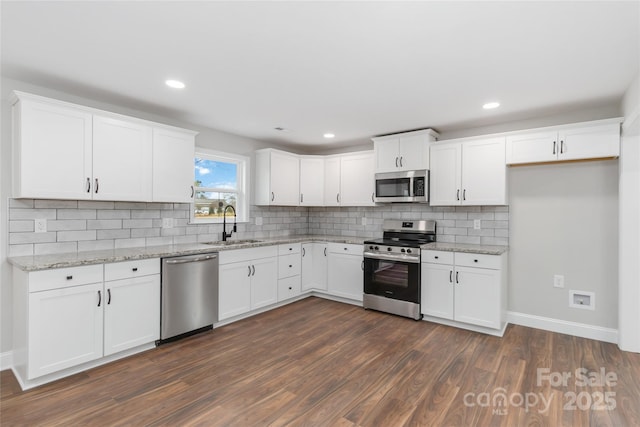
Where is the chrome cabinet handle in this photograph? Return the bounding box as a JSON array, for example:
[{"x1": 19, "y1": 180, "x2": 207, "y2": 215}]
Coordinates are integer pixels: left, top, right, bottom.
[
  {"x1": 553, "y1": 141, "x2": 557, "y2": 155},
  {"x1": 449, "y1": 271, "x2": 453, "y2": 283},
  {"x1": 97, "y1": 290, "x2": 102, "y2": 307},
  {"x1": 399, "y1": 157, "x2": 403, "y2": 167},
  {"x1": 302, "y1": 247, "x2": 306, "y2": 257},
  {"x1": 166, "y1": 255, "x2": 217, "y2": 264},
  {"x1": 395, "y1": 157, "x2": 399, "y2": 167},
  {"x1": 248, "y1": 265, "x2": 252, "y2": 277},
  {"x1": 86, "y1": 177, "x2": 91, "y2": 193},
  {"x1": 95, "y1": 178, "x2": 99, "y2": 194},
  {"x1": 456, "y1": 271, "x2": 459, "y2": 284},
  {"x1": 271, "y1": 192, "x2": 275, "y2": 202},
  {"x1": 251, "y1": 265, "x2": 256, "y2": 276},
  {"x1": 337, "y1": 193, "x2": 340, "y2": 203},
  {"x1": 456, "y1": 189, "x2": 460, "y2": 201},
  {"x1": 190, "y1": 185, "x2": 195, "y2": 198},
  {"x1": 107, "y1": 289, "x2": 111, "y2": 305},
  {"x1": 560, "y1": 140, "x2": 564, "y2": 154},
  {"x1": 463, "y1": 189, "x2": 466, "y2": 201},
  {"x1": 324, "y1": 247, "x2": 327, "y2": 256}
]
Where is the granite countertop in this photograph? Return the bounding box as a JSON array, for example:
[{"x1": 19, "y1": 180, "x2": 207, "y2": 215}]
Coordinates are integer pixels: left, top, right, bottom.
[
  {"x1": 420, "y1": 242, "x2": 508, "y2": 255},
  {"x1": 8, "y1": 235, "x2": 367, "y2": 272}
]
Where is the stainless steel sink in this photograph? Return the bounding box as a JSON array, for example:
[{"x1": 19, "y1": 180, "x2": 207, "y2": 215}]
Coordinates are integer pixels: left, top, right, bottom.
[{"x1": 203, "y1": 239, "x2": 263, "y2": 246}]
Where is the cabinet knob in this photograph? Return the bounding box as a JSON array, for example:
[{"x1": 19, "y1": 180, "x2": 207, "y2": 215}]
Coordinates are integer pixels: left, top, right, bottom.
[
  {"x1": 66, "y1": 275, "x2": 73, "y2": 280},
  {"x1": 289, "y1": 265, "x2": 292, "y2": 268},
  {"x1": 434, "y1": 256, "x2": 439, "y2": 259},
  {"x1": 288, "y1": 287, "x2": 292, "y2": 290},
  {"x1": 474, "y1": 259, "x2": 478, "y2": 263},
  {"x1": 132, "y1": 267, "x2": 138, "y2": 272}
]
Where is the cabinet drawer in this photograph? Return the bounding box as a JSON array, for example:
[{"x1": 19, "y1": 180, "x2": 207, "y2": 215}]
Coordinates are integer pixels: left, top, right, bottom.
[
  {"x1": 455, "y1": 252, "x2": 501, "y2": 269},
  {"x1": 29, "y1": 264, "x2": 104, "y2": 293},
  {"x1": 327, "y1": 243, "x2": 362, "y2": 256},
  {"x1": 104, "y1": 258, "x2": 160, "y2": 281},
  {"x1": 278, "y1": 243, "x2": 301, "y2": 255},
  {"x1": 421, "y1": 250, "x2": 454, "y2": 265},
  {"x1": 278, "y1": 276, "x2": 301, "y2": 301},
  {"x1": 278, "y1": 254, "x2": 301, "y2": 279},
  {"x1": 219, "y1": 246, "x2": 278, "y2": 264}
]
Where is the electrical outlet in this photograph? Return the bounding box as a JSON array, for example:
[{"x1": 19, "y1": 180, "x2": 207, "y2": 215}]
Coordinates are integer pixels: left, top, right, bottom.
[
  {"x1": 35, "y1": 219, "x2": 47, "y2": 233},
  {"x1": 569, "y1": 290, "x2": 595, "y2": 310},
  {"x1": 473, "y1": 219, "x2": 481, "y2": 230},
  {"x1": 255, "y1": 217, "x2": 263, "y2": 226},
  {"x1": 361, "y1": 217, "x2": 367, "y2": 226},
  {"x1": 162, "y1": 218, "x2": 173, "y2": 229},
  {"x1": 553, "y1": 274, "x2": 564, "y2": 288}
]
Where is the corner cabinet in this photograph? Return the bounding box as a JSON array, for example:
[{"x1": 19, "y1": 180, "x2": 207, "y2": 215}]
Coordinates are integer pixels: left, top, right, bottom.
[
  {"x1": 301, "y1": 243, "x2": 328, "y2": 291},
  {"x1": 506, "y1": 119, "x2": 621, "y2": 165},
  {"x1": 12, "y1": 259, "x2": 160, "y2": 388},
  {"x1": 11, "y1": 91, "x2": 197, "y2": 203},
  {"x1": 421, "y1": 250, "x2": 507, "y2": 335},
  {"x1": 372, "y1": 129, "x2": 439, "y2": 173},
  {"x1": 254, "y1": 149, "x2": 300, "y2": 206},
  {"x1": 429, "y1": 137, "x2": 507, "y2": 206}
]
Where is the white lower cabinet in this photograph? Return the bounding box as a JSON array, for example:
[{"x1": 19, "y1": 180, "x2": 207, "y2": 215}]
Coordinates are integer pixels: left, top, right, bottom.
[
  {"x1": 13, "y1": 259, "x2": 160, "y2": 386},
  {"x1": 277, "y1": 243, "x2": 302, "y2": 302},
  {"x1": 218, "y1": 246, "x2": 278, "y2": 320},
  {"x1": 327, "y1": 243, "x2": 364, "y2": 302},
  {"x1": 421, "y1": 250, "x2": 507, "y2": 333},
  {"x1": 301, "y1": 243, "x2": 328, "y2": 291}
]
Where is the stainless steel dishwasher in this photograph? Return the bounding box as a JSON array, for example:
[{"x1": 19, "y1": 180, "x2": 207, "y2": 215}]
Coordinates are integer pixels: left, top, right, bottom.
[{"x1": 159, "y1": 252, "x2": 218, "y2": 343}]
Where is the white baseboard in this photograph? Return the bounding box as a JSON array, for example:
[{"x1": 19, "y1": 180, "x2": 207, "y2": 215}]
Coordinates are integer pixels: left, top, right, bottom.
[
  {"x1": 507, "y1": 311, "x2": 618, "y2": 344},
  {"x1": 1, "y1": 351, "x2": 13, "y2": 371}
]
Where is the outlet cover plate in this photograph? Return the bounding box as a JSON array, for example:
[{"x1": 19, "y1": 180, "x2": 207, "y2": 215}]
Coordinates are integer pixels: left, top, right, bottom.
[
  {"x1": 162, "y1": 218, "x2": 173, "y2": 229},
  {"x1": 473, "y1": 219, "x2": 481, "y2": 230},
  {"x1": 553, "y1": 274, "x2": 564, "y2": 288},
  {"x1": 35, "y1": 219, "x2": 47, "y2": 233},
  {"x1": 569, "y1": 290, "x2": 595, "y2": 310}
]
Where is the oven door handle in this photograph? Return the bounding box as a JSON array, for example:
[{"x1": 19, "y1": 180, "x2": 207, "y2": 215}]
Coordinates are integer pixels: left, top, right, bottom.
[{"x1": 363, "y1": 252, "x2": 421, "y2": 264}]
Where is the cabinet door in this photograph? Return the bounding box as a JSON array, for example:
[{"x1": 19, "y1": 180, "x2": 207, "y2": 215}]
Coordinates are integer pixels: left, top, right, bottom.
[
  {"x1": 324, "y1": 156, "x2": 341, "y2": 206},
  {"x1": 327, "y1": 253, "x2": 364, "y2": 302},
  {"x1": 398, "y1": 133, "x2": 429, "y2": 171},
  {"x1": 429, "y1": 143, "x2": 461, "y2": 206},
  {"x1": 301, "y1": 244, "x2": 314, "y2": 291},
  {"x1": 314, "y1": 244, "x2": 328, "y2": 291},
  {"x1": 299, "y1": 157, "x2": 325, "y2": 206},
  {"x1": 92, "y1": 115, "x2": 153, "y2": 201},
  {"x1": 219, "y1": 262, "x2": 251, "y2": 320},
  {"x1": 558, "y1": 123, "x2": 620, "y2": 161},
  {"x1": 505, "y1": 131, "x2": 557, "y2": 165},
  {"x1": 28, "y1": 282, "x2": 103, "y2": 379},
  {"x1": 454, "y1": 266, "x2": 501, "y2": 329},
  {"x1": 250, "y1": 257, "x2": 278, "y2": 309},
  {"x1": 270, "y1": 151, "x2": 300, "y2": 206},
  {"x1": 152, "y1": 128, "x2": 195, "y2": 203},
  {"x1": 461, "y1": 138, "x2": 507, "y2": 205},
  {"x1": 374, "y1": 137, "x2": 400, "y2": 173},
  {"x1": 278, "y1": 276, "x2": 302, "y2": 301},
  {"x1": 340, "y1": 152, "x2": 375, "y2": 206},
  {"x1": 103, "y1": 275, "x2": 160, "y2": 356},
  {"x1": 421, "y1": 263, "x2": 454, "y2": 320},
  {"x1": 16, "y1": 98, "x2": 93, "y2": 199}
]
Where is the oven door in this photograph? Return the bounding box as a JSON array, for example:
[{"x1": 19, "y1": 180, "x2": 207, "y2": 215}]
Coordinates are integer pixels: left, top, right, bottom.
[{"x1": 364, "y1": 255, "x2": 421, "y2": 303}]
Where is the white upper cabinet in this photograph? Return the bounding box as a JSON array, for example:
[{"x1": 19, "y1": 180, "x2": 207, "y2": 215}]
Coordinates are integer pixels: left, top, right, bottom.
[
  {"x1": 299, "y1": 156, "x2": 325, "y2": 206},
  {"x1": 506, "y1": 119, "x2": 621, "y2": 165},
  {"x1": 323, "y1": 156, "x2": 341, "y2": 206},
  {"x1": 430, "y1": 137, "x2": 506, "y2": 206},
  {"x1": 11, "y1": 91, "x2": 197, "y2": 203},
  {"x1": 372, "y1": 129, "x2": 439, "y2": 173},
  {"x1": 340, "y1": 151, "x2": 375, "y2": 206},
  {"x1": 92, "y1": 115, "x2": 153, "y2": 201},
  {"x1": 12, "y1": 95, "x2": 94, "y2": 200},
  {"x1": 255, "y1": 149, "x2": 300, "y2": 206},
  {"x1": 152, "y1": 128, "x2": 196, "y2": 203}
]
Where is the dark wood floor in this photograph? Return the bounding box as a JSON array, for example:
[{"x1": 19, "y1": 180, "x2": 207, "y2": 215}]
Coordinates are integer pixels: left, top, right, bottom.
[{"x1": 2, "y1": 297, "x2": 639, "y2": 426}]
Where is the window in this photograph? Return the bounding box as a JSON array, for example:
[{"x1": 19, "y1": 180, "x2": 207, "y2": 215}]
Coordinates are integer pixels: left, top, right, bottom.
[{"x1": 193, "y1": 149, "x2": 248, "y2": 223}]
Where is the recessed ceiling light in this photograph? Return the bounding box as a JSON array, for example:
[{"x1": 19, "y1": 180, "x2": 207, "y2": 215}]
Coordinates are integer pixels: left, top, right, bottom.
[
  {"x1": 274, "y1": 127, "x2": 289, "y2": 132},
  {"x1": 483, "y1": 102, "x2": 500, "y2": 110},
  {"x1": 165, "y1": 79, "x2": 185, "y2": 89},
  {"x1": 323, "y1": 133, "x2": 335, "y2": 139}
]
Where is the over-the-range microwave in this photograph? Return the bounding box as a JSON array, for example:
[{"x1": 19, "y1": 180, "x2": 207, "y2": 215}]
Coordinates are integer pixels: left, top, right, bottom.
[{"x1": 374, "y1": 169, "x2": 429, "y2": 203}]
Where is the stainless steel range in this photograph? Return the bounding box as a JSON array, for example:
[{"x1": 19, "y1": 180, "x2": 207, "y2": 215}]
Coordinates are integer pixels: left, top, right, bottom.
[{"x1": 363, "y1": 219, "x2": 436, "y2": 320}]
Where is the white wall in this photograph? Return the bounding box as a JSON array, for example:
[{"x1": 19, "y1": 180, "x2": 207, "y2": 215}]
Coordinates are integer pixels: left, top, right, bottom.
[
  {"x1": 0, "y1": 77, "x2": 284, "y2": 356},
  {"x1": 508, "y1": 160, "x2": 619, "y2": 329},
  {"x1": 618, "y1": 72, "x2": 640, "y2": 352}
]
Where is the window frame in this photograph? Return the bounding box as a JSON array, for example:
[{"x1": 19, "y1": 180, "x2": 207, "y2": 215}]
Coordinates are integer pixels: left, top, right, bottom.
[{"x1": 192, "y1": 148, "x2": 249, "y2": 224}]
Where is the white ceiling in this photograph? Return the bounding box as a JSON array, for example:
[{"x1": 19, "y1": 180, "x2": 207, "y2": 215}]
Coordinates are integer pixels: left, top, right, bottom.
[{"x1": 2, "y1": 1, "x2": 639, "y2": 148}]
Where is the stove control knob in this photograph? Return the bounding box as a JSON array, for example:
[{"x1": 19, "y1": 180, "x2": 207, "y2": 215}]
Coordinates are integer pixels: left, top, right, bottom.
[
  {"x1": 400, "y1": 248, "x2": 406, "y2": 253},
  {"x1": 406, "y1": 249, "x2": 412, "y2": 254},
  {"x1": 374, "y1": 246, "x2": 379, "y2": 251},
  {"x1": 369, "y1": 245, "x2": 374, "y2": 250},
  {"x1": 387, "y1": 247, "x2": 392, "y2": 252}
]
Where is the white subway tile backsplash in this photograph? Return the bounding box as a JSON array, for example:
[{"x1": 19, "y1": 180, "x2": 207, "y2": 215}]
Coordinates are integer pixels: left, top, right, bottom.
[{"x1": 8, "y1": 199, "x2": 509, "y2": 257}]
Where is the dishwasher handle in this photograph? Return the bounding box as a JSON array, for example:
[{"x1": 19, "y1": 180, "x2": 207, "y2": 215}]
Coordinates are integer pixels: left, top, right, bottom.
[{"x1": 165, "y1": 254, "x2": 218, "y2": 265}]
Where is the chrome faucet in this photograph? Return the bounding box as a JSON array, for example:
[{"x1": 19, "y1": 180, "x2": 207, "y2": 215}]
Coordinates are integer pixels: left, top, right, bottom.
[{"x1": 222, "y1": 205, "x2": 237, "y2": 241}]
